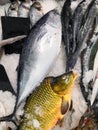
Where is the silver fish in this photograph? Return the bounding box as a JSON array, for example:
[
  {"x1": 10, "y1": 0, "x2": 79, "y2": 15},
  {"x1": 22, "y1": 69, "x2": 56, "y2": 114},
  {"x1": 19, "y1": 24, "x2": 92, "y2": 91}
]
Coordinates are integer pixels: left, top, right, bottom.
[
  {"x1": 61, "y1": 0, "x2": 96, "y2": 72},
  {"x1": 7, "y1": 0, "x2": 20, "y2": 17},
  {"x1": 80, "y1": 12, "x2": 98, "y2": 100},
  {"x1": 18, "y1": 0, "x2": 32, "y2": 18},
  {"x1": 29, "y1": 1, "x2": 44, "y2": 27},
  {"x1": 0, "y1": 9, "x2": 61, "y2": 125},
  {"x1": 17, "y1": 9, "x2": 61, "y2": 105},
  {"x1": 29, "y1": 0, "x2": 60, "y2": 27}
]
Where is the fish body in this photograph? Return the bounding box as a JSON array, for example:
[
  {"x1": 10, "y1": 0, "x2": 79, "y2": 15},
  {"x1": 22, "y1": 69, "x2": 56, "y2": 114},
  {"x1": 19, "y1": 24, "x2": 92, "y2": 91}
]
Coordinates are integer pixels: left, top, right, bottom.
[
  {"x1": 18, "y1": 0, "x2": 32, "y2": 17},
  {"x1": 29, "y1": 1, "x2": 44, "y2": 27},
  {"x1": 61, "y1": 0, "x2": 96, "y2": 71},
  {"x1": 19, "y1": 71, "x2": 77, "y2": 130},
  {"x1": 17, "y1": 9, "x2": 61, "y2": 105},
  {"x1": 29, "y1": 0, "x2": 60, "y2": 27},
  {"x1": 7, "y1": 0, "x2": 20, "y2": 17},
  {"x1": 80, "y1": 15, "x2": 98, "y2": 104}
]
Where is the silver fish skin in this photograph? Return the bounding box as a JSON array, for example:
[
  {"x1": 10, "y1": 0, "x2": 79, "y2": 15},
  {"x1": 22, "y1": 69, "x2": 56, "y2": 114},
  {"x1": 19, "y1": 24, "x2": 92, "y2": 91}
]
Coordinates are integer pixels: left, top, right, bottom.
[
  {"x1": 17, "y1": 9, "x2": 61, "y2": 105},
  {"x1": 18, "y1": 0, "x2": 32, "y2": 18},
  {"x1": 61, "y1": 0, "x2": 96, "y2": 72},
  {"x1": 29, "y1": 1, "x2": 44, "y2": 27},
  {"x1": 29, "y1": 0, "x2": 61, "y2": 27},
  {"x1": 7, "y1": 0, "x2": 20, "y2": 17}
]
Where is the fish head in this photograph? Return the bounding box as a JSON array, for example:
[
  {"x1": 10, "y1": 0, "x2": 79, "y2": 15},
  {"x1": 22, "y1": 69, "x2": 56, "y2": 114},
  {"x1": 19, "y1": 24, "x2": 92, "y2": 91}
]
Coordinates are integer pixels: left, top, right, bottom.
[
  {"x1": 10, "y1": 0, "x2": 19, "y2": 11},
  {"x1": 51, "y1": 71, "x2": 77, "y2": 95},
  {"x1": 32, "y1": 1, "x2": 43, "y2": 11},
  {"x1": 47, "y1": 9, "x2": 61, "y2": 28}
]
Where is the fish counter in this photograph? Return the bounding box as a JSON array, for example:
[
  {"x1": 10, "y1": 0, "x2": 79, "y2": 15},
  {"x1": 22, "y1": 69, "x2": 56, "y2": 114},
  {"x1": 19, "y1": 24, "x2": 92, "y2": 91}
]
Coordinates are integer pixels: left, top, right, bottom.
[{"x1": 0, "y1": 0, "x2": 98, "y2": 130}]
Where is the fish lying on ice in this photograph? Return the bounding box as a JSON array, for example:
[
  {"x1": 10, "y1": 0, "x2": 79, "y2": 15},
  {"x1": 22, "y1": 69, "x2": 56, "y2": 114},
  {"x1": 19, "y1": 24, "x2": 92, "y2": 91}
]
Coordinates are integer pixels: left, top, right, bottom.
[
  {"x1": 18, "y1": 0, "x2": 32, "y2": 18},
  {"x1": 61, "y1": 0, "x2": 96, "y2": 72},
  {"x1": 7, "y1": 0, "x2": 20, "y2": 17},
  {"x1": 0, "y1": 9, "x2": 62, "y2": 124},
  {"x1": 29, "y1": 1, "x2": 44, "y2": 27},
  {"x1": 29, "y1": 0, "x2": 61, "y2": 27},
  {"x1": 17, "y1": 9, "x2": 61, "y2": 106},
  {"x1": 18, "y1": 71, "x2": 77, "y2": 130},
  {"x1": 80, "y1": 13, "x2": 98, "y2": 105}
]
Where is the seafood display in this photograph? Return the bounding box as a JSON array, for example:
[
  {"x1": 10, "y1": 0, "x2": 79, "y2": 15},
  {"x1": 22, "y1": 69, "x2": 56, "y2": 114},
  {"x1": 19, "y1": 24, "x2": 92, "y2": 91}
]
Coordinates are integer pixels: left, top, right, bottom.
[{"x1": 0, "y1": 0, "x2": 98, "y2": 130}]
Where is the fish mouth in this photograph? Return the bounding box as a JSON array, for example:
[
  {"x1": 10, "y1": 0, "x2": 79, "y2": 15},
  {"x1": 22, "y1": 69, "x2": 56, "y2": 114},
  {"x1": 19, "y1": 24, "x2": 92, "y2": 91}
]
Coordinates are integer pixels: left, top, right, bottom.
[
  {"x1": 72, "y1": 72, "x2": 77, "y2": 80},
  {"x1": 65, "y1": 71, "x2": 77, "y2": 79},
  {"x1": 67, "y1": 71, "x2": 77, "y2": 79}
]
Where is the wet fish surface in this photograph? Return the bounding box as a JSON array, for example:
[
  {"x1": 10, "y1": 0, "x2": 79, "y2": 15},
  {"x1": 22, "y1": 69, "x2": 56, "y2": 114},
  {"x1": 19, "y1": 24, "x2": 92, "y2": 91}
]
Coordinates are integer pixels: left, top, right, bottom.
[
  {"x1": 18, "y1": 71, "x2": 77, "y2": 130},
  {"x1": 61, "y1": 0, "x2": 96, "y2": 71},
  {"x1": 0, "y1": 9, "x2": 61, "y2": 125},
  {"x1": 29, "y1": 1, "x2": 44, "y2": 27},
  {"x1": 17, "y1": 9, "x2": 61, "y2": 105},
  {"x1": 18, "y1": 0, "x2": 32, "y2": 17},
  {"x1": 7, "y1": 0, "x2": 20, "y2": 17}
]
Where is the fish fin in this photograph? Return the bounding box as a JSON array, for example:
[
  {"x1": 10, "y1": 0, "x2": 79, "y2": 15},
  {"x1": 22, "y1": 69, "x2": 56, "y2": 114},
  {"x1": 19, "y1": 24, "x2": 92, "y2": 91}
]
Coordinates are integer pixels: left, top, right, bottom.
[{"x1": 61, "y1": 96, "x2": 69, "y2": 115}]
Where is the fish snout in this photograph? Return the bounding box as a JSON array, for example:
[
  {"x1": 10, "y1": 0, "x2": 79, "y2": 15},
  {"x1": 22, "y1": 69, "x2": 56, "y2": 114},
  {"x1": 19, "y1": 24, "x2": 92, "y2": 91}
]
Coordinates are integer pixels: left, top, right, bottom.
[
  {"x1": 66, "y1": 71, "x2": 77, "y2": 80},
  {"x1": 73, "y1": 72, "x2": 77, "y2": 80}
]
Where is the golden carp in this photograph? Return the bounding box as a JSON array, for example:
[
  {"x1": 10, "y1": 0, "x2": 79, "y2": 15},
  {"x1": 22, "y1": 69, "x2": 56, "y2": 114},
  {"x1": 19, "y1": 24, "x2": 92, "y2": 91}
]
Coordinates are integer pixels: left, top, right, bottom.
[{"x1": 19, "y1": 71, "x2": 77, "y2": 130}]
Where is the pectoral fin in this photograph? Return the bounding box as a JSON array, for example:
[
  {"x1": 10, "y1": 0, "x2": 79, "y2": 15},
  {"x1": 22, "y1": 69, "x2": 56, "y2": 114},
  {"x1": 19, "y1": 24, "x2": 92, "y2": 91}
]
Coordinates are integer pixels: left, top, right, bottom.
[{"x1": 61, "y1": 96, "x2": 69, "y2": 115}]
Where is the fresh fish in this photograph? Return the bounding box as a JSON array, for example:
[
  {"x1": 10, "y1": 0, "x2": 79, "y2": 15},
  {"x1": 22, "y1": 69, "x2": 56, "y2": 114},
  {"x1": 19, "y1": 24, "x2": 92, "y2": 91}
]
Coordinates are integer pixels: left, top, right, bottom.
[
  {"x1": 29, "y1": 1, "x2": 44, "y2": 27},
  {"x1": 0, "y1": 9, "x2": 61, "y2": 125},
  {"x1": 29, "y1": 0, "x2": 61, "y2": 27},
  {"x1": 7, "y1": 0, "x2": 20, "y2": 17},
  {"x1": 18, "y1": 71, "x2": 77, "y2": 130},
  {"x1": 80, "y1": 16, "x2": 98, "y2": 104},
  {"x1": 17, "y1": 9, "x2": 61, "y2": 105},
  {"x1": 18, "y1": 0, "x2": 32, "y2": 17},
  {"x1": 61, "y1": 0, "x2": 96, "y2": 72}
]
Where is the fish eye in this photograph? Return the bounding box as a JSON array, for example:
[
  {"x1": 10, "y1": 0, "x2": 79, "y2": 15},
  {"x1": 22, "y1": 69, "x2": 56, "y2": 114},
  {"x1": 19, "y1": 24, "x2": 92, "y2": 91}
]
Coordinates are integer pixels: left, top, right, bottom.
[
  {"x1": 62, "y1": 76, "x2": 66, "y2": 80},
  {"x1": 65, "y1": 77, "x2": 70, "y2": 84}
]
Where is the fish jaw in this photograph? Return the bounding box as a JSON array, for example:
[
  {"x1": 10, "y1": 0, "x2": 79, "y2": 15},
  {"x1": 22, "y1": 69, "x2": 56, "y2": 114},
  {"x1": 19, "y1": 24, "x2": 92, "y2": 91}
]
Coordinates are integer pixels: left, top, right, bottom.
[{"x1": 17, "y1": 10, "x2": 62, "y2": 105}]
